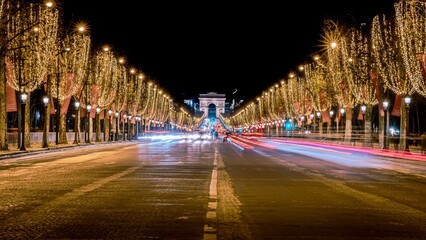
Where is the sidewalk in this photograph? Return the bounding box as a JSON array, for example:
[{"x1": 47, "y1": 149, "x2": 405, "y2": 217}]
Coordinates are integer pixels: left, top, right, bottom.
[{"x1": 0, "y1": 141, "x2": 128, "y2": 160}]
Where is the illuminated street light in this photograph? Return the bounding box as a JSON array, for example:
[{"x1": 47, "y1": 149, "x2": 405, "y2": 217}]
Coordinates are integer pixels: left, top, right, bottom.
[
  {"x1": 115, "y1": 112, "x2": 119, "y2": 141},
  {"x1": 127, "y1": 114, "x2": 132, "y2": 140},
  {"x1": 20, "y1": 92, "x2": 28, "y2": 151},
  {"x1": 108, "y1": 110, "x2": 113, "y2": 141},
  {"x1": 42, "y1": 96, "x2": 50, "y2": 148},
  {"x1": 73, "y1": 101, "x2": 80, "y2": 144},
  {"x1": 135, "y1": 116, "x2": 141, "y2": 138},
  {"x1": 404, "y1": 96, "x2": 411, "y2": 152},
  {"x1": 340, "y1": 108, "x2": 345, "y2": 132},
  {"x1": 316, "y1": 111, "x2": 321, "y2": 134},
  {"x1": 123, "y1": 114, "x2": 127, "y2": 141},
  {"x1": 383, "y1": 100, "x2": 390, "y2": 149},
  {"x1": 86, "y1": 104, "x2": 91, "y2": 143},
  {"x1": 361, "y1": 105, "x2": 367, "y2": 146},
  {"x1": 96, "y1": 107, "x2": 101, "y2": 142}
]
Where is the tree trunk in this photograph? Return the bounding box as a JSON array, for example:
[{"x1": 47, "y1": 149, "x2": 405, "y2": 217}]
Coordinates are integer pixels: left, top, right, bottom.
[
  {"x1": 104, "y1": 111, "x2": 110, "y2": 141},
  {"x1": 364, "y1": 105, "x2": 373, "y2": 147},
  {"x1": 378, "y1": 109, "x2": 384, "y2": 149},
  {"x1": 25, "y1": 92, "x2": 31, "y2": 147},
  {"x1": 89, "y1": 117, "x2": 93, "y2": 143},
  {"x1": 344, "y1": 107, "x2": 353, "y2": 144},
  {"x1": 59, "y1": 114, "x2": 67, "y2": 144},
  {"x1": 0, "y1": 53, "x2": 8, "y2": 150}
]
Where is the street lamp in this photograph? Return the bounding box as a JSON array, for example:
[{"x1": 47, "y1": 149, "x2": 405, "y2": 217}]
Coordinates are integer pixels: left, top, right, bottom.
[
  {"x1": 123, "y1": 114, "x2": 127, "y2": 141},
  {"x1": 127, "y1": 114, "x2": 132, "y2": 140},
  {"x1": 404, "y1": 96, "x2": 411, "y2": 152},
  {"x1": 340, "y1": 107, "x2": 345, "y2": 132},
  {"x1": 301, "y1": 115, "x2": 305, "y2": 132},
  {"x1": 361, "y1": 104, "x2": 367, "y2": 146},
  {"x1": 42, "y1": 96, "x2": 49, "y2": 148},
  {"x1": 86, "y1": 104, "x2": 91, "y2": 143},
  {"x1": 329, "y1": 110, "x2": 334, "y2": 133},
  {"x1": 309, "y1": 113, "x2": 314, "y2": 133},
  {"x1": 115, "y1": 112, "x2": 119, "y2": 141},
  {"x1": 316, "y1": 111, "x2": 321, "y2": 134},
  {"x1": 73, "y1": 100, "x2": 80, "y2": 144},
  {"x1": 20, "y1": 92, "x2": 28, "y2": 151},
  {"x1": 135, "y1": 116, "x2": 141, "y2": 138},
  {"x1": 96, "y1": 107, "x2": 101, "y2": 142},
  {"x1": 108, "y1": 110, "x2": 112, "y2": 141},
  {"x1": 383, "y1": 100, "x2": 390, "y2": 149}
]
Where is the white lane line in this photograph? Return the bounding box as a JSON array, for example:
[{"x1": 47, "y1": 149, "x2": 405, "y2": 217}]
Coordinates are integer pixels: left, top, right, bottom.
[{"x1": 204, "y1": 146, "x2": 218, "y2": 240}]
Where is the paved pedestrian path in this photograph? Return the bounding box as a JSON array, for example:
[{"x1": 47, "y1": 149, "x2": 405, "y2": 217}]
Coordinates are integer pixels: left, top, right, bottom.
[{"x1": 0, "y1": 141, "x2": 123, "y2": 159}]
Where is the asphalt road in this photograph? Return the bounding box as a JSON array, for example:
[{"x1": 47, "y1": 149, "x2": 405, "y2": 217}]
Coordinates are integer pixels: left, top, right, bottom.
[{"x1": 0, "y1": 134, "x2": 425, "y2": 239}]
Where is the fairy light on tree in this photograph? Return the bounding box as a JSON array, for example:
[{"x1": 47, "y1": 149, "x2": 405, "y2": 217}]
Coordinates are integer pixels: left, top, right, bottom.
[
  {"x1": 5, "y1": 1, "x2": 59, "y2": 148},
  {"x1": 341, "y1": 26, "x2": 377, "y2": 147},
  {"x1": 304, "y1": 61, "x2": 327, "y2": 134},
  {"x1": 138, "y1": 81, "x2": 153, "y2": 133},
  {"x1": 52, "y1": 22, "x2": 91, "y2": 144},
  {"x1": 245, "y1": 102, "x2": 256, "y2": 128},
  {"x1": 88, "y1": 45, "x2": 119, "y2": 142},
  {"x1": 146, "y1": 84, "x2": 159, "y2": 131},
  {"x1": 394, "y1": 0, "x2": 426, "y2": 97},
  {"x1": 372, "y1": 5, "x2": 417, "y2": 151},
  {"x1": 126, "y1": 68, "x2": 144, "y2": 137},
  {"x1": 287, "y1": 74, "x2": 302, "y2": 120},
  {"x1": 320, "y1": 20, "x2": 357, "y2": 142},
  {"x1": 112, "y1": 57, "x2": 128, "y2": 140}
]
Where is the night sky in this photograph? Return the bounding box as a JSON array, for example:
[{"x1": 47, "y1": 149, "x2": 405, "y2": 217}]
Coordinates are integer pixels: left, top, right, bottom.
[{"x1": 60, "y1": 0, "x2": 395, "y2": 103}]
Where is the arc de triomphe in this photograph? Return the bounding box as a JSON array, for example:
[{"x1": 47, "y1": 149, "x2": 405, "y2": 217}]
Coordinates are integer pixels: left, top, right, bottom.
[{"x1": 199, "y1": 92, "x2": 226, "y2": 118}]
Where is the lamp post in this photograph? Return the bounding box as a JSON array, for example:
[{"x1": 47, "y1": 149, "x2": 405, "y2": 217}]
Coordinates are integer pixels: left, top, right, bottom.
[
  {"x1": 329, "y1": 110, "x2": 334, "y2": 133},
  {"x1": 42, "y1": 96, "x2": 50, "y2": 148},
  {"x1": 20, "y1": 92, "x2": 28, "y2": 151},
  {"x1": 115, "y1": 112, "x2": 119, "y2": 141},
  {"x1": 108, "y1": 110, "x2": 112, "y2": 141},
  {"x1": 301, "y1": 115, "x2": 305, "y2": 132},
  {"x1": 73, "y1": 101, "x2": 80, "y2": 144},
  {"x1": 361, "y1": 104, "x2": 367, "y2": 146},
  {"x1": 340, "y1": 107, "x2": 345, "y2": 133},
  {"x1": 127, "y1": 114, "x2": 132, "y2": 140},
  {"x1": 123, "y1": 114, "x2": 127, "y2": 141},
  {"x1": 404, "y1": 96, "x2": 411, "y2": 152},
  {"x1": 96, "y1": 107, "x2": 101, "y2": 142},
  {"x1": 309, "y1": 113, "x2": 314, "y2": 133},
  {"x1": 135, "y1": 116, "x2": 141, "y2": 138},
  {"x1": 383, "y1": 100, "x2": 389, "y2": 149},
  {"x1": 86, "y1": 104, "x2": 91, "y2": 143},
  {"x1": 316, "y1": 111, "x2": 321, "y2": 134}
]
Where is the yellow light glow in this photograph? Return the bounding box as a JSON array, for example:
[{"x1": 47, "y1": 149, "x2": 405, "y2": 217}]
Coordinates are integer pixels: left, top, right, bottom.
[{"x1": 45, "y1": 1, "x2": 54, "y2": 8}]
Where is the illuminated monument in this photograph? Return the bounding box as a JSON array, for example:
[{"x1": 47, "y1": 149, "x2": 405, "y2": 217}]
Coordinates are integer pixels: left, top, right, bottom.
[{"x1": 199, "y1": 92, "x2": 226, "y2": 119}]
